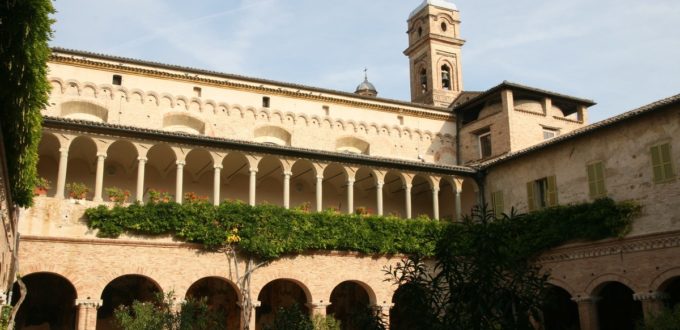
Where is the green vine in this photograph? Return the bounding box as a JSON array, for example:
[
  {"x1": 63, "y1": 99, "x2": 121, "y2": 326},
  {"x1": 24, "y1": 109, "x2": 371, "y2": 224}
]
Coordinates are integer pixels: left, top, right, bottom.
[
  {"x1": 84, "y1": 198, "x2": 637, "y2": 261},
  {"x1": 0, "y1": 0, "x2": 55, "y2": 207}
]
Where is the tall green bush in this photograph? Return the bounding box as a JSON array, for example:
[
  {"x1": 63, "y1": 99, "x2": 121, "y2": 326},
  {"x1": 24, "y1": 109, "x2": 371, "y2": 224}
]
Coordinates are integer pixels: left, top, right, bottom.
[{"x1": 0, "y1": 0, "x2": 54, "y2": 206}]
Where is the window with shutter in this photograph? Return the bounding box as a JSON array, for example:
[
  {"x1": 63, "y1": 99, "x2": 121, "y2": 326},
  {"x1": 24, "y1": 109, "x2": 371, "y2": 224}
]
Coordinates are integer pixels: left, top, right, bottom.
[
  {"x1": 527, "y1": 176, "x2": 557, "y2": 211},
  {"x1": 651, "y1": 143, "x2": 675, "y2": 183},
  {"x1": 492, "y1": 191, "x2": 504, "y2": 218},
  {"x1": 587, "y1": 162, "x2": 606, "y2": 198}
]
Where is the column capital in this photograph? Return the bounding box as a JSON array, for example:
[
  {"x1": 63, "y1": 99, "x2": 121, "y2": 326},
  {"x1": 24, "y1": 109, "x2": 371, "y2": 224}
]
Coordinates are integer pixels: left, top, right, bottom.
[
  {"x1": 75, "y1": 298, "x2": 103, "y2": 308},
  {"x1": 316, "y1": 175, "x2": 324, "y2": 180},
  {"x1": 306, "y1": 302, "x2": 331, "y2": 309},
  {"x1": 249, "y1": 168, "x2": 259, "y2": 173},
  {"x1": 176, "y1": 160, "x2": 186, "y2": 166},
  {"x1": 376, "y1": 180, "x2": 384, "y2": 186},
  {"x1": 404, "y1": 183, "x2": 413, "y2": 189},
  {"x1": 432, "y1": 187, "x2": 440, "y2": 193},
  {"x1": 347, "y1": 178, "x2": 355, "y2": 184},
  {"x1": 283, "y1": 171, "x2": 293, "y2": 177},
  {"x1": 571, "y1": 295, "x2": 601, "y2": 303},
  {"x1": 59, "y1": 147, "x2": 69, "y2": 154},
  {"x1": 96, "y1": 152, "x2": 107, "y2": 158},
  {"x1": 213, "y1": 164, "x2": 223, "y2": 170},
  {"x1": 634, "y1": 291, "x2": 669, "y2": 301},
  {"x1": 138, "y1": 156, "x2": 148, "y2": 162}
]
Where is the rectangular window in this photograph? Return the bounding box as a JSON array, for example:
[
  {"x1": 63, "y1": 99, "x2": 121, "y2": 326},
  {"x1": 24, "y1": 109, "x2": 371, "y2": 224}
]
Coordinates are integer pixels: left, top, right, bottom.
[
  {"x1": 650, "y1": 143, "x2": 675, "y2": 183},
  {"x1": 491, "y1": 190, "x2": 504, "y2": 218},
  {"x1": 543, "y1": 128, "x2": 559, "y2": 140},
  {"x1": 478, "y1": 132, "x2": 492, "y2": 159},
  {"x1": 193, "y1": 87, "x2": 202, "y2": 97},
  {"x1": 262, "y1": 96, "x2": 271, "y2": 108},
  {"x1": 587, "y1": 161, "x2": 606, "y2": 198},
  {"x1": 112, "y1": 74, "x2": 122, "y2": 85},
  {"x1": 527, "y1": 176, "x2": 557, "y2": 211}
]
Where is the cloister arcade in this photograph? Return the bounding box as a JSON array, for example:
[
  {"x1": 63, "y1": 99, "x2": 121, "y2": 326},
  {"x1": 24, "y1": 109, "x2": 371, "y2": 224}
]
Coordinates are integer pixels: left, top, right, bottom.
[
  {"x1": 12, "y1": 270, "x2": 680, "y2": 330},
  {"x1": 37, "y1": 130, "x2": 480, "y2": 219}
]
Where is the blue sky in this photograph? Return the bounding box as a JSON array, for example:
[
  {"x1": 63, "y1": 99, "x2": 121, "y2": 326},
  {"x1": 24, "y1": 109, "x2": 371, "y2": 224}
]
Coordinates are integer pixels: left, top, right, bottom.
[{"x1": 51, "y1": 0, "x2": 680, "y2": 122}]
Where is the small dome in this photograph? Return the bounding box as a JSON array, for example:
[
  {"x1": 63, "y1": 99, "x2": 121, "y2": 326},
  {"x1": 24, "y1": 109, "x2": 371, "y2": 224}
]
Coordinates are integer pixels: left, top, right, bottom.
[
  {"x1": 409, "y1": 0, "x2": 457, "y2": 19},
  {"x1": 355, "y1": 74, "x2": 378, "y2": 97}
]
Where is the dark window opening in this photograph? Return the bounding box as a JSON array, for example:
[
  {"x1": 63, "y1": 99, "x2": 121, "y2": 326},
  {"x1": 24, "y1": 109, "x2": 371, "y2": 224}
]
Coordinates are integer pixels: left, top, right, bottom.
[
  {"x1": 441, "y1": 22, "x2": 447, "y2": 32},
  {"x1": 193, "y1": 87, "x2": 202, "y2": 97},
  {"x1": 262, "y1": 96, "x2": 270, "y2": 108},
  {"x1": 418, "y1": 26, "x2": 423, "y2": 37},
  {"x1": 441, "y1": 65, "x2": 452, "y2": 90},
  {"x1": 112, "y1": 75, "x2": 122, "y2": 85},
  {"x1": 478, "y1": 132, "x2": 492, "y2": 158},
  {"x1": 419, "y1": 69, "x2": 427, "y2": 93}
]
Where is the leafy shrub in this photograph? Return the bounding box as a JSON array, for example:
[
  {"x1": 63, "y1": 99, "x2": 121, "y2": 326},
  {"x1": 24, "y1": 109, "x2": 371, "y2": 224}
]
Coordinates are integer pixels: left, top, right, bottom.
[{"x1": 638, "y1": 305, "x2": 680, "y2": 330}]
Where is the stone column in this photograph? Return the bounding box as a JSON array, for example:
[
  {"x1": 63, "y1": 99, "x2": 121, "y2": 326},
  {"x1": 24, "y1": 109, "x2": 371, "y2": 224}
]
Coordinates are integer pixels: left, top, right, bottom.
[
  {"x1": 136, "y1": 157, "x2": 147, "y2": 202},
  {"x1": 405, "y1": 184, "x2": 412, "y2": 219},
  {"x1": 249, "y1": 168, "x2": 258, "y2": 206},
  {"x1": 573, "y1": 296, "x2": 600, "y2": 330},
  {"x1": 56, "y1": 147, "x2": 69, "y2": 198},
  {"x1": 316, "y1": 175, "x2": 323, "y2": 212},
  {"x1": 93, "y1": 153, "x2": 107, "y2": 202},
  {"x1": 454, "y1": 185, "x2": 462, "y2": 221},
  {"x1": 213, "y1": 165, "x2": 222, "y2": 206},
  {"x1": 634, "y1": 291, "x2": 668, "y2": 322},
  {"x1": 175, "y1": 160, "x2": 185, "y2": 203},
  {"x1": 376, "y1": 181, "x2": 384, "y2": 216},
  {"x1": 248, "y1": 301, "x2": 261, "y2": 330},
  {"x1": 75, "y1": 298, "x2": 102, "y2": 330},
  {"x1": 283, "y1": 171, "x2": 292, "y2": 209},
  {"x1": 347, "y1": 178, "x2": 355, "y2": 214},
  {"x1": 307, "y1": 302, "x2": 331, "y2": 317},
  {"x1": 432, "y1": 187, "x2": 440, "y2": 220}
]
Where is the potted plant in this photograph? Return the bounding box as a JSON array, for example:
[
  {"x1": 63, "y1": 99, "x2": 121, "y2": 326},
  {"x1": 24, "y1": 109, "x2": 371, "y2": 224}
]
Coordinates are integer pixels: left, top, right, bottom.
[
  {"x1": 105, "y1": 187, "x2": 130, "y2": 204},
  {"x1": 66, "y1": 182, "x2": 90, "y2": 200},
  {"x1": 147, "y1": 189, "x2": 173, "y2": 203},
  {"x1": 34, "y1": 177, "x2": 51, "y2": 196}
]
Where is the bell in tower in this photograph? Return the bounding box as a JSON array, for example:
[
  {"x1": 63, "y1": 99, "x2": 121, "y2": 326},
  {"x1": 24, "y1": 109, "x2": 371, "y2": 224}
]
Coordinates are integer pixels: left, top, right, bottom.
[{"x1": 404, "y1": 0, "x2": 465, "y2": 107}]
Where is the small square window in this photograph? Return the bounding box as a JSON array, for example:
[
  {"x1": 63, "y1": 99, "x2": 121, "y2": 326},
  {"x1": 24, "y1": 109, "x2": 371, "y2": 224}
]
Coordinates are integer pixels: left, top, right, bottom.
[
  {"x1": 193, "y1": 87, "x2": 202, "y2": 97},
  {"x1": 112, "y1": 75, "x2": 122, "y2": 85},
  {"x1": 262, "y1": 96, "x2": 270, "y2": 108},
  {"x1": 322, "y1": 105, "x2": 330, "y2": 116},
  {"x1": 478, "y1": 132, "x2": 492, "y2": 158},
  {"x1": 543, "y1": 128, "x2": 559, "y2": 140}
]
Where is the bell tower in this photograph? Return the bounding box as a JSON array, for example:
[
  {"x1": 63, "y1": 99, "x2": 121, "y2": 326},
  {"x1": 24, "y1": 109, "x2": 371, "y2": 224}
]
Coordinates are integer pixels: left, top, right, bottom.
[{"x1": 404, "y1": 0, "x2": 465, "y2": 107}]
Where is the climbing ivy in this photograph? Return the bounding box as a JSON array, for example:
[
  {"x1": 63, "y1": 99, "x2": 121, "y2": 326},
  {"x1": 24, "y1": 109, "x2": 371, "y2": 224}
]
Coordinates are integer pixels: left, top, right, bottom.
[
  {"x1": 0, "y1": 0, "x2": 54, "y2": 206},
  {"x1": 85, "y1": 198, "x2": 637, "y2": 261}
]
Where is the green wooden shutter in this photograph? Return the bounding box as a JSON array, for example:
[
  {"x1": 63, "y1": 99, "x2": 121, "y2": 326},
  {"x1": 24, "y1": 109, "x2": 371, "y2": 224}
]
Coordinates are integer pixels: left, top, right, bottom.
[
  {"x1": 595, "y1": 162, "x2": 606, "y2": 196},
  {"x1": 492, "y1": 191, "x2": 504, "y2": 218},
  {"x1": 547, "y1": 176, "x2": 558, "y2": 207},
  {"x1": 651, "y1": 145, "x2": 664, "y2": 182},
  {"x1": 526, "y1": 181, "x2": 535, "y2": 211},
  {"x1": 587, "y1": 163, "x2": 597, "y2": 198},
  {"x1": 660, "y1": 143, "x2": 674, "y2": 180}
]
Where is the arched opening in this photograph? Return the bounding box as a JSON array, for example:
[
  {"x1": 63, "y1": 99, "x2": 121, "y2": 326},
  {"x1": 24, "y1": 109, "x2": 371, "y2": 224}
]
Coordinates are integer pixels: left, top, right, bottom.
[
  {"x1": 336, "y1": 137, "x2": 370, "y2": 155},
  {"x1": 65, "y1": 136, "x2": 97, "y2": 200},
  {"x1": 144, "y1": 144, "x2": 177, "y2": 202},
  {"x1": 256, "y1": 279, "x2": 310, "y2": 330},
  {"x1": 185, "y1": 277, "x2": 241, "y2": 329},
  {"x1": 162, "y1": 113, "x2": 205, "y2": 135},
  {"x1": 254, "y1": 126, "x2": 291, "y2": 146},
  {"x1": 383, "y1": 172, "x2": 406, "y2": 218},
  {"x1": 419, "y1": 69, "x2": 427, "y2": 93},
  {"x1": 542, "y1": 285, "x2": 579, "y2": 330},
  {"x1": 322, "y1": 164, "x2": 348, "y2": 213},
  {"x1": 11, "y1": 272, "x2": 77, "y2": 330},
  {"x1": 438, "y1": 178, "x2": 456, "y2": 221},
  {"x1": 104, "y1": 140, "x2": 138, "y2": 202},
  {"x1": 441, "y1": 65, "x2": 452, "y2": 90},
  {"x1": 257, "y1": 156, "x2": 284, "y2": 206},
  {"x1": 290, "y1": 160, "x2": 317, "y2": 211},
  {"x1": 660, "y1": 276, "x2": 680, "y2": 308},
  {"x1": 596, "y1": 282, "x2": 642, "y2": 330},
  {"x1": 411, "y1": 175, "x2": 433, "y2": 219},
  {"x1": 460, "y1": 178, "x2": 479, "y2": 218},
  {"x1": 390, "y1": 283, "x2": 427, "y2": 330},
  {"x1": 36, "y1": 133, "x2": 60, "y2": 197},
  {"x1": 354, "y1": 168, "x2": 377, "y2": 215},
  {"x1": 221, "y1": 152, "x2": 250, "y2": 203},
  {"x1": 183, "y1": 148, "x2": 213, "y2": 203},
  {"x1": 61, "y1": 101, "x2": 108, "y2": 122},
  {"x1": 97, "y1": 275, "x2": 162, "y2": 330},
  {"x1": 327, "y1": 281, "x2": 371, "y2": 330}
]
